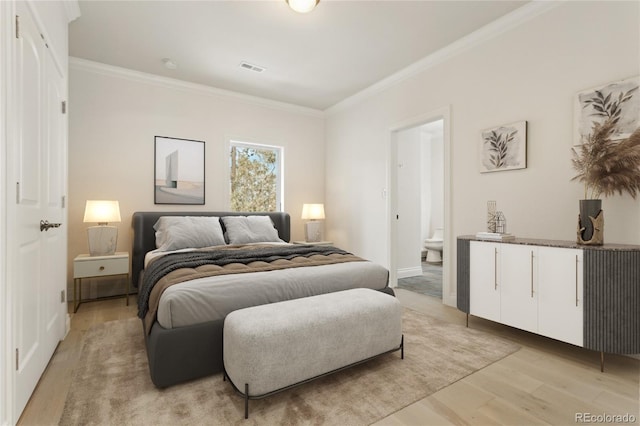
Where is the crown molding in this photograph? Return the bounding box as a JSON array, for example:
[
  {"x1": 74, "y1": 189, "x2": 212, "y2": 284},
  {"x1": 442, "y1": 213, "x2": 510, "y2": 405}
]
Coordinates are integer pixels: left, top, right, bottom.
[
  {"x1": 325, "y1": 1, "x2": 562, "y2": 115},
  {"x1": 63, "y1": 0, "x2": 81, "y2": 23},
  {"x1": 69, "y1": 57, "x2": 325, "y2": 118}
]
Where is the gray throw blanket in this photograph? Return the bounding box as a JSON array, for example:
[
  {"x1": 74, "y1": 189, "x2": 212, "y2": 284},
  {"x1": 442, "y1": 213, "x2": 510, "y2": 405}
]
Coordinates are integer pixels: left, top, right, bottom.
[{"x1": 137, "y1": 244, "x2": 350, "y2": 319}]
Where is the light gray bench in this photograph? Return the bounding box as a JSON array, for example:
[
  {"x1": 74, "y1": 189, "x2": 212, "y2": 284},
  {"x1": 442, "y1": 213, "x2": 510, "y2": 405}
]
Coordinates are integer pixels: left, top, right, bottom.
[{"x1": 223, "y1": 288, "x2": 404, "y2": 419}]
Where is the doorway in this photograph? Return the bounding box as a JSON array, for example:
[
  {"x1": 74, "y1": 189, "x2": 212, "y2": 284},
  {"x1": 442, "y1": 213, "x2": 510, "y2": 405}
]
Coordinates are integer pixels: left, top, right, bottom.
[
  {"x1": 395, "y1": 120, "x2": 444, "y2": 299},
  {"x1": 388, "y1": 107, "x2": 452, "y2": 305}
]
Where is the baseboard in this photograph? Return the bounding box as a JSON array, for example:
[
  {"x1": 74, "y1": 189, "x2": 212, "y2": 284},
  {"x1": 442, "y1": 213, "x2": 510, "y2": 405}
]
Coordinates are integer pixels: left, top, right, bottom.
[
  {"x1": 64, "y1": 314, "x2": 71, "y2": 338},
  {"x1": 397, "y1": 267, "x2": 423, "y2": 279}
]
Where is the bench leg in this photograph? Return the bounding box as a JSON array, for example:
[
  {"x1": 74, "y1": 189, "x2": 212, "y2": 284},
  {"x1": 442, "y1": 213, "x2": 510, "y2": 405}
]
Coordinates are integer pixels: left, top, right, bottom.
[
  {"x1": 401, "y1": 334, "x2": 404, "y2": 360},
  {"x1": 245, "y1": 383, "x2": 249, "y2": 419}
]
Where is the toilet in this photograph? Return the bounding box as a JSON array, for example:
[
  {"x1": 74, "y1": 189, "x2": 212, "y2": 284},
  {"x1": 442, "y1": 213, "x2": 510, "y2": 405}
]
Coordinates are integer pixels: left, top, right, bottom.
[{"x1": 424, "y1": 228, "x2": 443, "y2": 264}]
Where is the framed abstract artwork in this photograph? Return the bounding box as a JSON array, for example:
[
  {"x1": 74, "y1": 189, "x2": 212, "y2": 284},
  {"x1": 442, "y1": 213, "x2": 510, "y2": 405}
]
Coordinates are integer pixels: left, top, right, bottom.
[
  {"x1": 154, "y1": 136, "x2": 205, "y2": 205},
  {"x1": 574, "y1": 75, "x2": 640, "y2": 146},
  {"x1": 479, "y1": 121, "x2": 527, "y2": 173}
]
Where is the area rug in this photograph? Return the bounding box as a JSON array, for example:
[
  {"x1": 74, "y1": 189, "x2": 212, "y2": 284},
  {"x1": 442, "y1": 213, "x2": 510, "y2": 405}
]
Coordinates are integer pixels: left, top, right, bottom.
[{"x1": 59, "y1": 308, "x2": 519, "y2": 426}]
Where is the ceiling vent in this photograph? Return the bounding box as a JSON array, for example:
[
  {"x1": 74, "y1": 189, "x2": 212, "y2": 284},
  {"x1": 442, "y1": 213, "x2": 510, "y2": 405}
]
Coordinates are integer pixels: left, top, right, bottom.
[{"x1": 239, "y1": 61, "x2": 266, "y2": 73}]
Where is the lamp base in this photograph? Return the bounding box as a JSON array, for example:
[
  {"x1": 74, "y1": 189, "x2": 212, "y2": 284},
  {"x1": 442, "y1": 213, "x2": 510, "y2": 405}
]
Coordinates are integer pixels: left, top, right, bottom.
[
  {"x1": 304, "y1": 221, "x2": 323, "y2": 243},
  {"x1": 87, "y1": 225, "x2": 118, "y2": 256}
]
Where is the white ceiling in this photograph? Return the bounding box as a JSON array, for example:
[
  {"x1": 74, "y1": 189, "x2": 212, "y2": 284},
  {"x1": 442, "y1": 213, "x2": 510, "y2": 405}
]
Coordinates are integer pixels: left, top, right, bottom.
[{"x1": 69, "y1": 0, "x2": 527, "y2": 111}]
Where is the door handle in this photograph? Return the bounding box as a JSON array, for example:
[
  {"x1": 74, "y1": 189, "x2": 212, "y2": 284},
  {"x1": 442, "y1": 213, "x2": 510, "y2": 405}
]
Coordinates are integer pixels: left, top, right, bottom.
[
  {"x1": 494, "y1": 247, "x2": 498, "y2": 290},
  {"x1": 40, "y1": 220, "x2": 62, "y2": 232},
  {"x1": 575, "y1": 254, "x2": 579, "y2": 307},
  {"x1": 530, "y1": 251, "x2": 534, "y2": 298}
]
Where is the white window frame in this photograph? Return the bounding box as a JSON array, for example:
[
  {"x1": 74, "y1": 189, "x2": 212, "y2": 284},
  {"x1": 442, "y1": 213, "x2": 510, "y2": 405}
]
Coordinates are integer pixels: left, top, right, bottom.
[{"x1": 228, "y1": 140, "x2": 284, "y2": 212}]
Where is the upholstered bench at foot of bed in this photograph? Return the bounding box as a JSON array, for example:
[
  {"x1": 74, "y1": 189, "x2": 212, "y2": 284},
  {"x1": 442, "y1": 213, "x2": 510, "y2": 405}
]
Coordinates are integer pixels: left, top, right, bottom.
[{"x1": 222, "y1": 287, "x2": 404, "y2": 419}]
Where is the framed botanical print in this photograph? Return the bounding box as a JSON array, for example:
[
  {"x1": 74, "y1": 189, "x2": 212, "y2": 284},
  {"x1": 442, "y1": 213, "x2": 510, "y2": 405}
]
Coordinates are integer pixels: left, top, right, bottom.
[
  {"x1": 574, "y1": 76, "x2": 640, "y2": 146},
  {"x1": 480, "y1": 121, "x2": 527, "y2": 173}
]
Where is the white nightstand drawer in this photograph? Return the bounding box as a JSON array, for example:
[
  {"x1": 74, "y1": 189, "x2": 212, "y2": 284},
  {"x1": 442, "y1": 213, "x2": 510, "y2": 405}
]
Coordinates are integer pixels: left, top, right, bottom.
[{"x1": 74, "y1": 253, "x2": 129, "y2": 278}]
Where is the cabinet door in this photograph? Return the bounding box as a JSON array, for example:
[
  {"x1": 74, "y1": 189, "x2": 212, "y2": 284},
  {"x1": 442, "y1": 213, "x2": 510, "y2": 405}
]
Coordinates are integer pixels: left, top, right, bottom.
[
  {"x1": 500, "y1": 244, "x2": 538, "y2": 333},
  {"x1": 538, "y1": 247, "x2": 583, "y2": 347},
  {"x1": 469, "y1": 241, "x2": 501, "y2": 322}
]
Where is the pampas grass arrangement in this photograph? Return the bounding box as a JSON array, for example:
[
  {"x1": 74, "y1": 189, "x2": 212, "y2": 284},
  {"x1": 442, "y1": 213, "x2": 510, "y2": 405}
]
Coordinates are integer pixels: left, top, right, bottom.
[{"x1": 572, "y1": 118, "x2": 640, "y2": 199}]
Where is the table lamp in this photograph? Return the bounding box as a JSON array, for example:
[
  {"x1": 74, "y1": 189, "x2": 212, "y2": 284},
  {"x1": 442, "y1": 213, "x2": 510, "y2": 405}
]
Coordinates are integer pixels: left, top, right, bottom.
[
  {"x1": 83, "y1": 200, "x2": 121, "y2": 256},
  {"x1": 301, "y1": 203, "x2": 325, "y2": 242}
]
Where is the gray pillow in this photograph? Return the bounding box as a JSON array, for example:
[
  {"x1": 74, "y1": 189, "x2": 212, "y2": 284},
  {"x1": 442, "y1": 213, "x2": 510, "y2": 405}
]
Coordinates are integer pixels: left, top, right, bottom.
[
  {"x1": 221, "y1": 216, "x2": 282, "y2": 244},
  {"x1": 154, "y1": 216, "x2": 226, "y2": 251}
]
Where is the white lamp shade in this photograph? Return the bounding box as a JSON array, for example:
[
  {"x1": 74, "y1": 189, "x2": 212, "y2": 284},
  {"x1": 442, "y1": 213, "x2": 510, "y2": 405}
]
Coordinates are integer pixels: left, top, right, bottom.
[
  {"x1": 83, "y1": 200, "x2": 121, "y2": 224},
  {"x1": 301, "y1": 203, "x2": 325, "y2": 220},
  {"x1": 286, "y1": 0, "x2": 319, "y2": 13}
]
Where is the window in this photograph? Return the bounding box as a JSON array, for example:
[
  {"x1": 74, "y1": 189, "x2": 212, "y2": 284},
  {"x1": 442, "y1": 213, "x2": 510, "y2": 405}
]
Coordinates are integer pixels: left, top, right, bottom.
[{"x1": 229, "y1": 141, "x2": 283, "y2": 212}]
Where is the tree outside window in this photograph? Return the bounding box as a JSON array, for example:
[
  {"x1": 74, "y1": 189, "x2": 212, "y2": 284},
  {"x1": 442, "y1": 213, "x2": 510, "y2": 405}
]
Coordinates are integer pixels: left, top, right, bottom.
[{"x1": 230, "y1": 142, "x2": 283, "y2": 212}]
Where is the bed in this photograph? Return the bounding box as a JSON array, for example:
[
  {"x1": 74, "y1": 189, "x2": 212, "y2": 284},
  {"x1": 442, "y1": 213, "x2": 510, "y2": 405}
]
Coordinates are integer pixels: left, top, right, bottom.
[{"x1": 132, "y1": 211, "x2": 393, "y2": 388}]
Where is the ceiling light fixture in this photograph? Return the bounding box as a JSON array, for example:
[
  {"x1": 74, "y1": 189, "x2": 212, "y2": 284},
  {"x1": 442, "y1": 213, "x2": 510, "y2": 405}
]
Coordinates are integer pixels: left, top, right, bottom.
[
  {"x1": 162, "y1": 58, "x2": 178, "y2": 70},
  {"x1": 286, "y1": 0, "x2": 319, "y2": 14}
]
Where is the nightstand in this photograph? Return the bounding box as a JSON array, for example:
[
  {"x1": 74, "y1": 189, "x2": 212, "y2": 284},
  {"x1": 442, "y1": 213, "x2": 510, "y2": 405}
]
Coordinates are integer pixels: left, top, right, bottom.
[
  {"x1": 292, "y1": 241, "x2": 334, "y2": 246},
  {"x1": 73, "y1": 252, "x2": 130, "y2": 313}
]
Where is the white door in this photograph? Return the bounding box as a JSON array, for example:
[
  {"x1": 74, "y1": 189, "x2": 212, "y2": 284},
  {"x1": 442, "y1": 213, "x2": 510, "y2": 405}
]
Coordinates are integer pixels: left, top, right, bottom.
[
  {"x1": 500, "y1": 244, "x2": 538, "y2": 333},
  {"x1": 538, "y1": 247, "x2": 584, "y2": 347},
  {"x1": 469, "y1": 241, "x2": 501, "y2": 322},
  {"x1": 10, "y1": 3, "x2": 67, "y2": 420}
]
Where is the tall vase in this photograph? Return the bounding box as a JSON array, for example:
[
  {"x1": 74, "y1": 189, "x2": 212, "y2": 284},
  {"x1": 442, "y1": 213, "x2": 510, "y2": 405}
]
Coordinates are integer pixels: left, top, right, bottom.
[{"x1": 577, "y1": 199, "x2": 603, "y2": 245}]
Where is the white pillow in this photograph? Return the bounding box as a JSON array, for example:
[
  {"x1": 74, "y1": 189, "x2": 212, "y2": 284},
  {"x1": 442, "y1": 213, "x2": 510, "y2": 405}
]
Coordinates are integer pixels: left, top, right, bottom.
[
  {"x1": 153, "y1": 216, "x2": 226, "y2": 251},
  {"x1": 221, "y1": 216, "x2": 282, "y2": 244}
]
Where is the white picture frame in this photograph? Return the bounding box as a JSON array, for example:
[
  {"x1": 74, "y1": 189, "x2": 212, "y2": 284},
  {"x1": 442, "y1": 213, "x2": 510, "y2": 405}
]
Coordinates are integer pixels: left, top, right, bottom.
[{"x1": 479, "y1": 121, "x2": 527, "y2": 173}]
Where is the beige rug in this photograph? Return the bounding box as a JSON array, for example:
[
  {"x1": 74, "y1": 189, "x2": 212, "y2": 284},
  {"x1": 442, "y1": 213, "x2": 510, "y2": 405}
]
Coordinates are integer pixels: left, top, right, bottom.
[{"x1": 59, "y1": 308, "x2": 519, "y2": 425}]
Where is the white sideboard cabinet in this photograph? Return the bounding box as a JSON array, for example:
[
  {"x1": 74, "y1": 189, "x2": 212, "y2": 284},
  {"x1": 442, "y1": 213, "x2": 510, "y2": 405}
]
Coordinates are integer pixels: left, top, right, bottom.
[{"x1": 458, "y1": 236, "x2": 640, "y2": 370}]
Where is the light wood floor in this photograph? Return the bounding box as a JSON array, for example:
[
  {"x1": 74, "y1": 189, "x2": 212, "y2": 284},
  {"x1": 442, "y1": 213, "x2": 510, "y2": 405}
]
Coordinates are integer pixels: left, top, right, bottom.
[{"x1": 18, "y1": 289, "x2": 639, "y2": 426}]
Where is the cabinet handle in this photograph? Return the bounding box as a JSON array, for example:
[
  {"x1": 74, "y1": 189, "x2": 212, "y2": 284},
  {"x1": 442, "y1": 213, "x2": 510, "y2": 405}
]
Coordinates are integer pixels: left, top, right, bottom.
[
  {"x1": 575, "y1": 255, "x2": 579, "y2": 307},
  {"x1": 99, "y1": 266, "x2": 105, "y2": 271},
  {"x1": 530, "y1": 251, "x2": 534, "y2": 298},
  {"x1": 494, "y1": 247, "x2": 498, "y2": 290}
]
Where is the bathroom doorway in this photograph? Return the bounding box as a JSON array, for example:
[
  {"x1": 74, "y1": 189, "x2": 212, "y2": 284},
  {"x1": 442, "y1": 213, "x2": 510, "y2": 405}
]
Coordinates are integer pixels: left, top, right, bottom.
[{"x1": 392, "y1": 119, "x2": 445, "y2": 300}]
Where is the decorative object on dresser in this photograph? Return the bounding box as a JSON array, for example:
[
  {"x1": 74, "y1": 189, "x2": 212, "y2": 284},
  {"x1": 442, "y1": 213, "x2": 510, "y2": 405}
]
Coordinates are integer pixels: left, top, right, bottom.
[
  {"x1": 154, "y1": 136, "x2": 205, "y2": 205},
  {"x1": 457, "y1": 236, "x2": 640, "y2": 371},
  {"x1": 577, "y1": 199, "x2": 603, "y2": 244},
  {"x1": 479, "y1": 121, "x2": 527, "y2": 173},
  {"x1": 486, "y1": 200, "x2": 497, "y2": 232},
  {"x1": 301, "y1": 203, "x2": 325, "y2": 242},
  {"x1": 478, "y1": 201, "x2": 514, "y2": 241},
  {"x1": 572, "y1": 76, "x2": 640, "y2": 245},
  {"x1": 474, "y1": 231, "x2": 514, "y2": 242},
  {"x1": 571, "y1": 119, "x2": 640, "y2": 245},
  {"x1": 83, "y1": 200, "x2": 121, "y2": 256}
]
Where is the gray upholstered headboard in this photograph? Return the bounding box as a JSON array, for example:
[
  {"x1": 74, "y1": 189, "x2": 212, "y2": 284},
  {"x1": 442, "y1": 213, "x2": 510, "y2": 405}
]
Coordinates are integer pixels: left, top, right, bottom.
[{"x1": 130, "y1": 211, "x2": 291, "y2": 288}]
